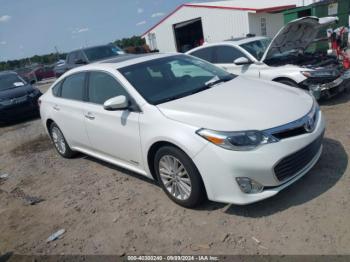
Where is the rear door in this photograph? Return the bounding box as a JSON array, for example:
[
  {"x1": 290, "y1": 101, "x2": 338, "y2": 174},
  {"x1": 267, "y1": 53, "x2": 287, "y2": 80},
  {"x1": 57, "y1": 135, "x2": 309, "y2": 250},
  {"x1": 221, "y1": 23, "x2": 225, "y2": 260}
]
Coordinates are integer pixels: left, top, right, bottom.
[
  {"x1": 84, "y1": 71, "x2": 142, "y2": 166},
  {"x1": 188, "y1": 46, "x2": 216, "y2": 63},
  {"x1": 51, "y1": 72, "x2": 91, "y2": 148}
]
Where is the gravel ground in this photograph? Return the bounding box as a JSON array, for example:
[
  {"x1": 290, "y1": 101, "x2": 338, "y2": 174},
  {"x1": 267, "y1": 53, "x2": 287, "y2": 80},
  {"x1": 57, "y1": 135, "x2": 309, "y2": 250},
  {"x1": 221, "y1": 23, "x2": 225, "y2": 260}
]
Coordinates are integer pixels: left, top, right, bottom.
[{"x1": 0, "y1": 82, "x2": 349, "y2": 255}]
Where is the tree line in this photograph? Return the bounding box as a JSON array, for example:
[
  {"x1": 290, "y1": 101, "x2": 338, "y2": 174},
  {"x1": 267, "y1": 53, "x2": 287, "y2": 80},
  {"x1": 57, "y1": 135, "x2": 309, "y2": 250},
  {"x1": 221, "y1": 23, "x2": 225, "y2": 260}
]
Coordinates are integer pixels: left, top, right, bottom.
[{"x1": 0, "y1": 36, "x2": 146, "y2": 71}]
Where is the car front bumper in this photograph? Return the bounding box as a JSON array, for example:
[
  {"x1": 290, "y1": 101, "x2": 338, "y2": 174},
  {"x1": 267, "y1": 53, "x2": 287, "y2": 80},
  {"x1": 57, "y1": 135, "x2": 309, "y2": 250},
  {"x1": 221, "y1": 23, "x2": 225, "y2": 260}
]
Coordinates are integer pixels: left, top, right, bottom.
[
  {"x1": 306, "y1": 70, "x2": 350, "y2": 100},
  {"x1": 192, "y1": 111, "x2": 326, "y2": 205},
  {"x1": 0, "y1": 95, "x2": 41, "y2": 122}
]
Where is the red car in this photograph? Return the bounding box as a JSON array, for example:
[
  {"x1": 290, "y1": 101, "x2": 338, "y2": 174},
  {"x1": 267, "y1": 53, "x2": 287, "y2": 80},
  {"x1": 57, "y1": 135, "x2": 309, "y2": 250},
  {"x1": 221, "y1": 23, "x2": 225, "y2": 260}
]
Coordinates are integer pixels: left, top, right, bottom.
[
  {"x1": 32, "y1": 65, "x2": 55, "y2": 81},
  {"x1": 16, "y1": 65, "x2": 55, "y2": 83}
]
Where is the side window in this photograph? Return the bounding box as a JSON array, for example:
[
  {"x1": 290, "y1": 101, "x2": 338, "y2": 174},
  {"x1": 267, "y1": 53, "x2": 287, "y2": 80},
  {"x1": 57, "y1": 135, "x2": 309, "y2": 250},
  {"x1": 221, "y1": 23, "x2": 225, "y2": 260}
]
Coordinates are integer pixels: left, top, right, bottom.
[
  {"x1": 190, "y1": 47, "x2": 215, "y2": 63},
  {"x1": 67, "y1": 52, "x2": 77, "y2": 64},
  {"x1": 215, "y1": 46, "x2": 247, "y2": 64},
  {"x1": 88, "y1": 72, "x2": 128, "y2": 105},
  {"x1": 52, "y1": 81, "x2": 62, "y2": 97},
  {"x1": 75, "y1": 51, "x2": 85, "y2": 62},
  {"x1": 61, "y1": 73, "x2": 86, "y2": 101}
]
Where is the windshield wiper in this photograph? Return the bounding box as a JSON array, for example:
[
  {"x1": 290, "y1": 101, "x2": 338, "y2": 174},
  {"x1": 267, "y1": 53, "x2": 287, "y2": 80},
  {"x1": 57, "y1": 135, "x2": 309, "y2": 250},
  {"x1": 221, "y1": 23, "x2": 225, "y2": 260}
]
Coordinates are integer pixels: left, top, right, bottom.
[
  {"x1": 156, "y1": 75, "x2": 234, "y2": 105},
  {"x1": 205, "y1": 75, "x2": 233, "y2": 87}
]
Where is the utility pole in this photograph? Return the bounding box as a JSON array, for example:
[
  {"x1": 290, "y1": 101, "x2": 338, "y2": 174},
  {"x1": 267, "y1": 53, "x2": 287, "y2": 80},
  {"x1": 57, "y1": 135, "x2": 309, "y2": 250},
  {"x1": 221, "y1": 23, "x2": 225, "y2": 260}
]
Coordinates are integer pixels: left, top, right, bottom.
[{"x1": 54, "y1": 46, "x2": 60, "y2": 60}]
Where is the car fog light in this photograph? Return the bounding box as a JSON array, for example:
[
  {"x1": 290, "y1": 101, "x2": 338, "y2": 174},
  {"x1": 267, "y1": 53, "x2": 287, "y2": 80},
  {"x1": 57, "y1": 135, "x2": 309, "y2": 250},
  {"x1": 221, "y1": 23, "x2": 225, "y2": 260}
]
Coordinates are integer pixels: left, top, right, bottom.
[{"x1": 236, "y1": 177, "x2": 264, "y2": 194}]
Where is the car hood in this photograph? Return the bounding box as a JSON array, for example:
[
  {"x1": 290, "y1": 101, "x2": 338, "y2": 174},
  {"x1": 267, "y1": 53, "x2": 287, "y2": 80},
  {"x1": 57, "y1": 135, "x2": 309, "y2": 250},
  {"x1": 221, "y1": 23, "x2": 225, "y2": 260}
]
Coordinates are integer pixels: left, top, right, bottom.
[
  {"x1": 0, "y1": 84, "x2": 35, "y2": 100},
  {"x1": 261, "y1": 16, "x2": 338, "y2": 62},
  {"x1": 157, "y1": 77, "x2": 313, "y2": 131}
]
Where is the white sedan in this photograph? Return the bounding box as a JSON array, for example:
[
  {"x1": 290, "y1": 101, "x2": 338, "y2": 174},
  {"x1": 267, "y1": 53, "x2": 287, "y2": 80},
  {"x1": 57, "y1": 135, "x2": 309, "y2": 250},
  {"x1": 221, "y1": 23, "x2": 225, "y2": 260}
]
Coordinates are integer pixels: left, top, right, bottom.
[
  {"x1": 39, "y1": 53, "x2": 325, "y2": 207},
  {"x1": 187, "y1": 16, "x2": 349, "y2": 100}
]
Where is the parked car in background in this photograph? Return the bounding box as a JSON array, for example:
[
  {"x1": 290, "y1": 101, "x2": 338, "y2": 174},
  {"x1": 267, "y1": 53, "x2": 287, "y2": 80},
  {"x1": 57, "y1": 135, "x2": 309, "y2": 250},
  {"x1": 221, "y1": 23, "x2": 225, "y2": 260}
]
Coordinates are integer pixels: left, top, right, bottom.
[
  {"x1": 33, "y1": 65, "x2": 55, "y2": 81},
  {"x1": 40, "y1": 53, "x2": 325, "y2": 207},
  {"x1": 16, "y1": 65, "x2": 55, "y2": 83},
  {"x1": 16, "y1": 67, "x2": 37, "y2": 84},
  {"x1": 54, "y1": 61, "x2": 67, "y2": 78},
  {"x1": 124, "y1": 45, "x2": 151, "y2": 54},
  {"x1": 0, "y1": 71, "x2": 42, "y2": 123},
  {"x1": 187, "y1": 16, "x2": 350, "y2": 100},
  {"x1": 54, "y1": 44, "x2": 125, "y2": 77}
]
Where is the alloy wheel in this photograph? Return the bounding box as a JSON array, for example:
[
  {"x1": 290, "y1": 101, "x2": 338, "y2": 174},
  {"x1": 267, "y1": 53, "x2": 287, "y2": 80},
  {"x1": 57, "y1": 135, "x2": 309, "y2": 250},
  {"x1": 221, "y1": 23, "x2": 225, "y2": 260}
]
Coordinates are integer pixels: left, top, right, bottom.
[
  {"x1": 159, "y1": 155, "x2": 192, "y2": 200},
  {"x1": 51, "y1": 127, "x2": 66, "y2": 155}
]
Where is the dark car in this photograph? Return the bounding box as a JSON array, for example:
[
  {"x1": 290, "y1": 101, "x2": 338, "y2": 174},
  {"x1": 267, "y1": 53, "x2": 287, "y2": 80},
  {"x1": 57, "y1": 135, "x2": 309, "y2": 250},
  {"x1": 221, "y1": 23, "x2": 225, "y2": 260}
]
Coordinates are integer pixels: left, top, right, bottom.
[
  {"x1": 15, "y1": 67, "x2": 37, "y2": 84},
  {"x1": 54, "y1": 44, "x2": 124, "y2": 77},
  {"x1": 0, "y1": 71, "x2": 42, "y2": 123}
]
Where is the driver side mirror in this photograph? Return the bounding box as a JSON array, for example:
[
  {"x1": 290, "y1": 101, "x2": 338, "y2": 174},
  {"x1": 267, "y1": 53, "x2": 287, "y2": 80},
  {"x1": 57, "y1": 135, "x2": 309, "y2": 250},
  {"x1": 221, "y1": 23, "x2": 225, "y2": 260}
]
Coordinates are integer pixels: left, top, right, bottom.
[
  {"x1": 103, "y1": 95, "x2": 129, "y2": 111},
  {"x1": 234, "y1": 57, "x2": 252, "y2": 65}
]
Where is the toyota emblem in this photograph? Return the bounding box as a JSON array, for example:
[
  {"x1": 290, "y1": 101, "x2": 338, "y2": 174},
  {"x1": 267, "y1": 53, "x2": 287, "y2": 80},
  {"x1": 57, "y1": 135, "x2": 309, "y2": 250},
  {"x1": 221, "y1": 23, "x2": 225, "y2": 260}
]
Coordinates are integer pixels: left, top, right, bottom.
[{"x1": 304, "y1": 117, "x2": 315, "y2": 133}]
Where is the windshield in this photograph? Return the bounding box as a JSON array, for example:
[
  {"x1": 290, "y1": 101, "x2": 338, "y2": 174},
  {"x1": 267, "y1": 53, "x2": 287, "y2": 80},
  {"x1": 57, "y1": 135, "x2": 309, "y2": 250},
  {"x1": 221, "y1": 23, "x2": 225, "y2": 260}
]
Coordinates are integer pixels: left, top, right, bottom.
[
  {"x1": 0, "y1": 73, "x2": 26, "y2": 91},
  {"x1": 119, "y1": 55, "x2": 235, "y2": 105},
  {"x1": 240, "y1": 38, "x2": 271, "y2": 60},
  {"x1": 84, "y1": 46, "x2": 124, "y2": 62}
]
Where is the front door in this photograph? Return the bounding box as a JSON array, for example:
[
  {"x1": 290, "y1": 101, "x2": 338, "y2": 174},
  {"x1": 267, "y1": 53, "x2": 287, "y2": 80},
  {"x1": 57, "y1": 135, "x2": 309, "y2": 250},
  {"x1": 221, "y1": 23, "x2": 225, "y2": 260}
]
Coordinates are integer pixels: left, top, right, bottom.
[
  {"x1": 214, "y1": 45, "x2": 260, "y2": 78},
  {"x1": 84, "y1": 71, "x2": 142, "y2": 167}
]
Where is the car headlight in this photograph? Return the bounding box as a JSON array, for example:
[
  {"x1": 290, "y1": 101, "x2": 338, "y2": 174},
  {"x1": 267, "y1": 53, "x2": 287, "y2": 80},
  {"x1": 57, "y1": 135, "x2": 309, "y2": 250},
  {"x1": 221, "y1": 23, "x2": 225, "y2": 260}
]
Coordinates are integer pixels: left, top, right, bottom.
[
  {"x1": 0, "y1": 99, "x2": 12, "y2": 106},
  {"x1": 196, "y1": 129, "x2": 278, "y2": 151},
  {"x1": 301, "y1": 70, "x2": 339, "y2": 78}
]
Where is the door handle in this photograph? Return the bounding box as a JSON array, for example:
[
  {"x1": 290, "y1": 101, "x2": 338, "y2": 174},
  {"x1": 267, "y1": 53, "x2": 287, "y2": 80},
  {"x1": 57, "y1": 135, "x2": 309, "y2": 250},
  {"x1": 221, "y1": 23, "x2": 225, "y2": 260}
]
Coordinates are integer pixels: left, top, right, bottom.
[
  {"x1": 53, "y1": 105, "x2": 60, "y2": 111},
  {"x1": 84, "y1": 112, "x2": 95, "y2": 120}
]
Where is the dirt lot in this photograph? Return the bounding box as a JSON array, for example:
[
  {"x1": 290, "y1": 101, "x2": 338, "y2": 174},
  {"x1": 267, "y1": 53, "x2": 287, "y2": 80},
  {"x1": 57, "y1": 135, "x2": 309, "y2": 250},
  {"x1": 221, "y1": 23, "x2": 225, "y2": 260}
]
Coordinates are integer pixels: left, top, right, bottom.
[{"x1": 0, "y1": 81, "x2": 349, "y2": 255}]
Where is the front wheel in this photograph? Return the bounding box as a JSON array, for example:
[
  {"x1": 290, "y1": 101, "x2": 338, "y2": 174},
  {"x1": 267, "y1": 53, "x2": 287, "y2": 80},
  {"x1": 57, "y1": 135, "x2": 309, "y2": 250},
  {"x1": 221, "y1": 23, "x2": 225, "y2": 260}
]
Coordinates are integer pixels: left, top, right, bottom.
[
  {"x1": 49, "y1": 122, "x2": 75, "y2": 158},
  {"x1": 154, "y1": 146, "x2": 206, "y2": 208}
]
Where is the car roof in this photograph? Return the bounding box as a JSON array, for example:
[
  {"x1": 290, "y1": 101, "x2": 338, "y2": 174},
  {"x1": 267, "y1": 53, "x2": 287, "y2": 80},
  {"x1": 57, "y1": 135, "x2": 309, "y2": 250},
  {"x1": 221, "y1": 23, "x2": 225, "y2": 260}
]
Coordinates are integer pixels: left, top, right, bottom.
[
  {"x1": 64, "y1": 53, "x2": 178, "y2": 74},
  {"x1": 0, "y1": 70, "x2": 17, "y2": 76},
  {"x1": 70, "y1": 44, "x2": 121, "y2": 53},
  {"x1": 225, "y1": 36, "x2": 269, "y2": 45},
  {"x1": 187, "y1": 36, "x2": 270, "y2": 54}
]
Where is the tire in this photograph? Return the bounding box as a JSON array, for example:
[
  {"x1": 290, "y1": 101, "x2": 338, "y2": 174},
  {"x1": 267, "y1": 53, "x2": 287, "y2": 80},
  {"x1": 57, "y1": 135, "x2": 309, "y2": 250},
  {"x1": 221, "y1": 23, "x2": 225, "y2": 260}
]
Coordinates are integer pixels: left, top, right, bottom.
[
  {"x1": 49, "y1": 122, "x2": 75, "y2": 158},
  {"x1": 276, "y1": 79, "x2": 299, "y2": 88},
  {"x1": 154, "y1": 146, "x2": 206, "y2": 208}
]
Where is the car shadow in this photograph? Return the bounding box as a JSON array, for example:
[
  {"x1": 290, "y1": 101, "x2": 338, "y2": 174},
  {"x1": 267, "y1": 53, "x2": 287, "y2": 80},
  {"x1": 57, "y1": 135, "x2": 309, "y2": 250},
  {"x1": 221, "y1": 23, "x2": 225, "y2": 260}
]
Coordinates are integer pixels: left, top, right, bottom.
[
  {"x1": 77, "y1": 138, "x2": 347, "y2": 214},
  {"x1": 319, "y1": 88, "x2": 350, "y2": 106},
  {"x1": 0, "y1": 114, "x2": 40, "y2": 128},
  {"x1": 219, "y1": 137, "x2": 348, "y2": 217}
]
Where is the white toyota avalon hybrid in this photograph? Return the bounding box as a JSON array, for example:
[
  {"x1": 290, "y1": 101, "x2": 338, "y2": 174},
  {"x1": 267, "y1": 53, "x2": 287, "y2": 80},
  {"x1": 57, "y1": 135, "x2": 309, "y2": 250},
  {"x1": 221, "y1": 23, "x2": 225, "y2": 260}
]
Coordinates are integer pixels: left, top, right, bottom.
[{"x1": 40, "y1": 53, "x2": 325, "y2": 208}]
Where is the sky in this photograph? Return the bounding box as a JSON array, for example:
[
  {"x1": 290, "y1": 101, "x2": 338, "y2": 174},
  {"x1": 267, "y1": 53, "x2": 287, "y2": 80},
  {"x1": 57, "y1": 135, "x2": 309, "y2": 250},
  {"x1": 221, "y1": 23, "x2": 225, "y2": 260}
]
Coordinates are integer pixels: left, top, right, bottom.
[{"x1": 0, "y1": 0, "x2": 213, "y2": 61}]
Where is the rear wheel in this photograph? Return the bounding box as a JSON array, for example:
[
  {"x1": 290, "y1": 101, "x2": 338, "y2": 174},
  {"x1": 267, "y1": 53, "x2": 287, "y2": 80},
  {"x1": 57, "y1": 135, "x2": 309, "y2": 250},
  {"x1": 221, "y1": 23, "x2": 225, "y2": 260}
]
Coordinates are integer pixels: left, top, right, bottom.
[
  {"x1": 49, "y1": 122, "x2": 75, "y2": 158},
  {"x1": 154, "y1": 146, "x2": 206, "y2": 208}
]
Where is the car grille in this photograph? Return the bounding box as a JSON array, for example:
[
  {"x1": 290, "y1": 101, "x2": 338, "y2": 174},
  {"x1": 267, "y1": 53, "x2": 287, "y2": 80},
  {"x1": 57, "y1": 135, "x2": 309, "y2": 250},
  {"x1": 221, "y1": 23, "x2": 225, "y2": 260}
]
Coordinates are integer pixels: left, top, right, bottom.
[
  {"x1": 274, "y1": 132, "x2": 324, "y2": 182},
  {"x1": 266, "y1": 106, "x2": 319, "y2": 140}
]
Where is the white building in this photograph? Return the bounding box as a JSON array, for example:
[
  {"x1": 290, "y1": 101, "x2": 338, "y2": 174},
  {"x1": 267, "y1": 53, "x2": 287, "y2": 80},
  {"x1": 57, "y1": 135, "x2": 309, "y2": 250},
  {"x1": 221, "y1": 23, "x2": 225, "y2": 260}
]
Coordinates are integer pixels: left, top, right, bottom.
[{"x1": 142, "y1": 0, "x2": 320, "y2": 53}]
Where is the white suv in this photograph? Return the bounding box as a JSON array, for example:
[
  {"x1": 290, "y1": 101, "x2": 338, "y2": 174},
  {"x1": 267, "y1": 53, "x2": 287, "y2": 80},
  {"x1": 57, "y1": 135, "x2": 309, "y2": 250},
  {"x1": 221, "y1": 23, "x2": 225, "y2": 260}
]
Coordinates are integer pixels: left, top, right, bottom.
[
  {"x1": 40, "y1": 53, "x2": 325, "y2": 207},
  {"x1": 187, "y1": 16, "x2": 349, "y2": 100}
]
